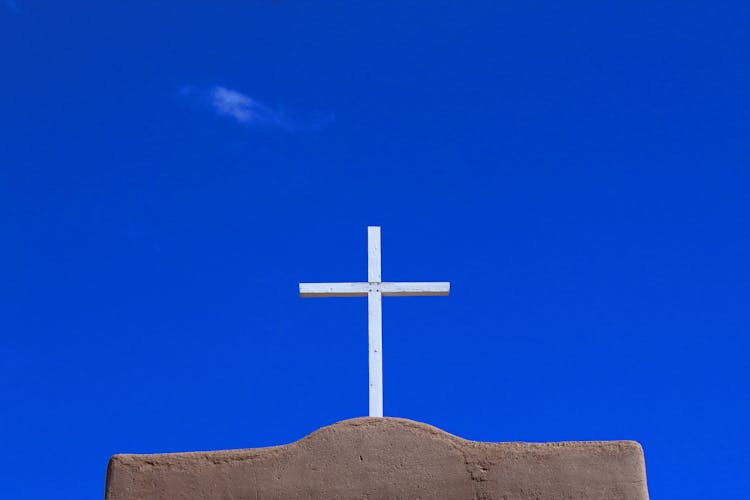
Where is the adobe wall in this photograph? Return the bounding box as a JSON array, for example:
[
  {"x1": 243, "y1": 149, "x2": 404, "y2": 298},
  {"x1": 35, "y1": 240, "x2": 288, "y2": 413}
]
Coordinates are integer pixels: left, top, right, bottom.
[{"x1": 106, "y1": 417, "x2": 649, "y2": 499}]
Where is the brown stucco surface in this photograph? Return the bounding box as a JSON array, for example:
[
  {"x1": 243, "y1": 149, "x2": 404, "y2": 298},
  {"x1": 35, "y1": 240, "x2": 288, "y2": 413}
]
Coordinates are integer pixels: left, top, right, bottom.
[{"x1": 105, "y1": 417, "x2": 649, "y2": 499}]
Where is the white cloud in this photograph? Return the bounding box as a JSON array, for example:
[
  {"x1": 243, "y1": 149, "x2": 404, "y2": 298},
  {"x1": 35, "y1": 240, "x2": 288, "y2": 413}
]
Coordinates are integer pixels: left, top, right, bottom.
[
  {"x1": 180, "y1": 85, "x2": 330, "y2": 132},
  {"x1": 210, "y1": 86, "x2": 286, "y2": 127}
]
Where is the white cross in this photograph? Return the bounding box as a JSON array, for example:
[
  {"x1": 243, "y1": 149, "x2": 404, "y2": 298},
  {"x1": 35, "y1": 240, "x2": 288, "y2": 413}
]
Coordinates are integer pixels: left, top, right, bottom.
[{"x1": 299, "y1": 226, "x2": 450, "y2": 417}]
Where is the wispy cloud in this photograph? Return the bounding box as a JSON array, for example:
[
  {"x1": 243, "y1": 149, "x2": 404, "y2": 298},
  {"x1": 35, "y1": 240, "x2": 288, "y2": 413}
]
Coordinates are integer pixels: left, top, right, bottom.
[{"x1": 180, "y1": 85, "x2": 330, "y2": 132}]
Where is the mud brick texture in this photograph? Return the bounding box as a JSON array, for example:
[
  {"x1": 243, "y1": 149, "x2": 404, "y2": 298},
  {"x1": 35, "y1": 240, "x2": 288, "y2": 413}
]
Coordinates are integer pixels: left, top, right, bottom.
[{"x1": 106, "y1": 417, "x2": 649, "y2": 499}]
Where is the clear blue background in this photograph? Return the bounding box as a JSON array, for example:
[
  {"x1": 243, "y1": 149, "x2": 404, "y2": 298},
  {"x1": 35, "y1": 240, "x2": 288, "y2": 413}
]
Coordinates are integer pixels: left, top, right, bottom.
[{"x1": 1, "y1": 2, "x2": 748, "y2": 498}]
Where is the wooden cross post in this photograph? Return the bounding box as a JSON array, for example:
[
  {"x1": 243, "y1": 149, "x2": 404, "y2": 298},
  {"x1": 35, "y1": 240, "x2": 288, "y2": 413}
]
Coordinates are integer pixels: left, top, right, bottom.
[{"x1": 299, "y1": 226, "x2": 450, "y2": 417}]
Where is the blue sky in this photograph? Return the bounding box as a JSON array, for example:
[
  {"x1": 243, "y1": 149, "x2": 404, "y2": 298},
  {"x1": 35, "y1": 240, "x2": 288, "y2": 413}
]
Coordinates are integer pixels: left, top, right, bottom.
[{"x1": 1, "y1": 1, "x2": 748, "y2": 498}]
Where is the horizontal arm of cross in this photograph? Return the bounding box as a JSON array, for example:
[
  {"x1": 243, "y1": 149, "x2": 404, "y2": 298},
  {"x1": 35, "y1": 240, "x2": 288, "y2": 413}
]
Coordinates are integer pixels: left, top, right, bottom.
[
  {"x1": 381, "y1": 282, "x2": 450, "y2": 296},
  {"x1": 299, "y1": 282, "x2": 369, "y2": 297},
  {"x1": 299, "y1": 282, "x2": 450, "y2": 298}
]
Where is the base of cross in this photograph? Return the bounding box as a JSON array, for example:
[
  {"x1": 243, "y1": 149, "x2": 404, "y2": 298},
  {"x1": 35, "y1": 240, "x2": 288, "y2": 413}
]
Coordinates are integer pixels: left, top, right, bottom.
[{"x1": 105, "y1": 417, "x2": 649, "y2": 499}]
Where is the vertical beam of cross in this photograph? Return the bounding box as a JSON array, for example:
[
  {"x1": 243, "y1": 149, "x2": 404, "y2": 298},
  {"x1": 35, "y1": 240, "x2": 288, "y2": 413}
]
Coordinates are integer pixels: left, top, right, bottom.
[
  {"x1": 367, "y1": 227, "x2": 383, "y2": 417},
  {"x1": 299, "y1": 226, "x2": 450, "y2": 417}
]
